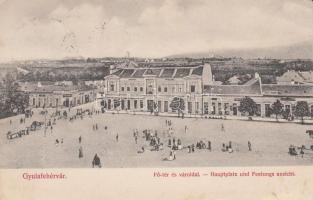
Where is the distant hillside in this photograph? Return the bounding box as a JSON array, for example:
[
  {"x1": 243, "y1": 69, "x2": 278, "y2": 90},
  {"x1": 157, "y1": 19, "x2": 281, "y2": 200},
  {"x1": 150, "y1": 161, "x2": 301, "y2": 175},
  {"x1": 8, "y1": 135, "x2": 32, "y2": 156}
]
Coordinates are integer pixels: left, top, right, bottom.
[{"x1": 168, "y1": 41, "x2": 313, "y2": 59}]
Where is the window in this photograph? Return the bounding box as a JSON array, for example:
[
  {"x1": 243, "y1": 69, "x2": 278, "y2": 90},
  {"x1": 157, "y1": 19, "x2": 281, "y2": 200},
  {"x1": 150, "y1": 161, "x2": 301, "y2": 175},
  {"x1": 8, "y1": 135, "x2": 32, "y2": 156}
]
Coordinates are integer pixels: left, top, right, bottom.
[
  {"x1": 204, "y1": 102, "x2": 209, "y2": 114},
  {"x1": 218, "y1": 103, "x2": 222, "y2": 115},
  {"x1": 134, "y1": 100, "x2": 137, "y2": 109},
  {"x1": 158, "y1": 101, "x2": 162, "y2": 112},
  {"x1": 121, "y1": 99, "x2": 125, "y2": 110},
  {"x1": 164, "y1": 101, "x2": 168, "y2": 112},
  {"x1": 164, "y1": 87, "x2": 168, "y2": 92},
  {"x1": 134, "y1": 87, "x2": 137, "y2": 92},
  {"x1": 265, "y1": 104, "x2": 271, "y2": 117},
  {"x1": 108, "y1": 99, "x2": 111, "y2": 109},
  {"x1": 110, "y1": 84, "x2": 114, "y2": 91},
  {"x1": 140, "y1": 100, "x2": 143, "y2": 109},
  {"x1": 256, "y1": 104, "x2": 261, "y2": 116},
  {"x1": 33, "y1": 98, "x2": 35, "y2": 106},
  {"x1": 212, "y1": 102, "x2": 216, "y2": 115},
  {"x1": 190, "y1": 85, "x2": 195, "y2": 93},
  {"x1": 285, "y1": 105, "x2": 290, "y2": 114},
  {"x1": 233, "y1": 103, "x2": 237, "y2": 115},
  {"x1": 127, "y1": 87, "x2": 130, "y2": 91},
  {"x1": 127, "y1": 100, "x2": 131, "y2": 109},
  {"x1": 147, "y1": 84, "x2": 153, "y2": 94},
  {"x1": 196, "y1": 102, "x2": 199, "y2": 114},
  {"x1": 140, "y1": 87, "x2": 143, "y2": 92},
  {"x1": 188, "y1": 102, "x2": 192, "y2": 113},
  {"x1": 121, "y1": 87, "x2": 124, "y2": 91},
  {"x1": 224, "y1": 103, "x2": 229, "y2": 115},
  {"x1": 158, "y1": 86, "x2": 161, "y2": 92}
]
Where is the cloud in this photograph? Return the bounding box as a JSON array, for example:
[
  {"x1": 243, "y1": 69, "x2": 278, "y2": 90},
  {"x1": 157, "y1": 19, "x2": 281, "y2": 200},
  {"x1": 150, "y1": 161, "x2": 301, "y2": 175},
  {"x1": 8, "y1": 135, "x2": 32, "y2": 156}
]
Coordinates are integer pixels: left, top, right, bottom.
[{"x1": 0, "y1": 0, "x2": 312, "y2": 61}]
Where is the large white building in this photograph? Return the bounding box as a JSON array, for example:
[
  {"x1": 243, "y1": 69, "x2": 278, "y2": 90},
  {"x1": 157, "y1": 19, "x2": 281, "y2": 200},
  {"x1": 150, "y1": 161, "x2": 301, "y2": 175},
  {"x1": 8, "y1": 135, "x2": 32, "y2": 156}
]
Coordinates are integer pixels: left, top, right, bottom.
[{"x1": 102, "y1": 64, "x2": 313, "y2": 119}]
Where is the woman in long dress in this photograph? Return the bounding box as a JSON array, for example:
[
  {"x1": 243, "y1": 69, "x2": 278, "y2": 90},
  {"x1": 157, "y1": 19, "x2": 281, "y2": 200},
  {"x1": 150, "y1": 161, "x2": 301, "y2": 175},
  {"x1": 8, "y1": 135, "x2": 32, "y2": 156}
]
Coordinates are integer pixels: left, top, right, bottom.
[{"x1": 92, "y1": 154, "x2": 101, "y2": 168}]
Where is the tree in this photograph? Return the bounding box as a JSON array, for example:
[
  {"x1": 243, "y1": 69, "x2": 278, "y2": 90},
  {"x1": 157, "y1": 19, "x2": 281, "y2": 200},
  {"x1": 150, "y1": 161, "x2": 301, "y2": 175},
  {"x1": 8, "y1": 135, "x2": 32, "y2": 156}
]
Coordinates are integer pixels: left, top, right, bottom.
[
  {"x1": 238, "y1": 97, "x2": 258, "y2": 117},
  {"x1": 271, "y1": 100, "x2": 283, "y2": 120},
  {"x1": 0, "y1": 75, "x2": 29, "y2": 118},
  {"x1": 170, "y1": 97, "x2": 185, "y2": 116},
  {"x1": 294, "y1": 101, "x2": 310, "y2": 124}
]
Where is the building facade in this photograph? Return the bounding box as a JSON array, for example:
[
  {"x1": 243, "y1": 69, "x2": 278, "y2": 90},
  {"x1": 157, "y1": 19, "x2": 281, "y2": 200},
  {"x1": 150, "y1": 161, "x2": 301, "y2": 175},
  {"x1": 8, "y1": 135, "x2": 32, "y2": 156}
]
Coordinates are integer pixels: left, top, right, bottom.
[
  {"x1": 103, "y1": 64, "x2": 313, "y2": 118},
  {"x1": 21, "y1": 83, "x2": 97, "y2": 109}
]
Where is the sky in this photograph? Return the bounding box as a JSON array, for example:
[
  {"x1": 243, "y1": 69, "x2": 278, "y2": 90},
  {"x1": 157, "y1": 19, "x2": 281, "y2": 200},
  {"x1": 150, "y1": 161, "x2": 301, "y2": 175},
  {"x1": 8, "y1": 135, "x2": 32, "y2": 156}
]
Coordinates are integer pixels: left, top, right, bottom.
[{"x1": 0, "y1": 0, "x2": 312, "y2": 61}]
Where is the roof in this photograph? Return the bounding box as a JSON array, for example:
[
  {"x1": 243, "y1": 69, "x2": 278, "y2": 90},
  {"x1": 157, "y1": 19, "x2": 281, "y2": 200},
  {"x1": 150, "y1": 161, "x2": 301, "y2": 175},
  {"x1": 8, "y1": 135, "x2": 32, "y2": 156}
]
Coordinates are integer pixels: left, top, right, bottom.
[
  {"x1": 119, "y1": 69, "x2": 135, "y2": 78},
  {"x1": 132, "y1": 69, "x2": 146, "y2": 78},
  {"x1": 105, "y1": 66, "x2": 203, "y2": 79},
  {"x1": 145, "y1": 69, "x2": 162, "y2": 76},
  {"x1": 174, "y1": 68, "x2": 190, "y2": 78},
  {"x1": 160, "y1": 68, "x2": 175, "y2": 78},
  {"x1": 227, "y1": 76, "x2": 241, "y2": 84},
  {"x1": 262, "y1": 84, "x2": 313, "y2": 97},
  {"x1": 191, "y1": 66, "x2": 203, "y2": 76},
  {"x1": 277, "y1": 70, "x2": 313, "y2": 83},
  {"x1": 20, "y1": 84, "x2": 95, "y2": 93},
  {"x1": 204, "y1": 78, "x2": 262, "y2": 96}
]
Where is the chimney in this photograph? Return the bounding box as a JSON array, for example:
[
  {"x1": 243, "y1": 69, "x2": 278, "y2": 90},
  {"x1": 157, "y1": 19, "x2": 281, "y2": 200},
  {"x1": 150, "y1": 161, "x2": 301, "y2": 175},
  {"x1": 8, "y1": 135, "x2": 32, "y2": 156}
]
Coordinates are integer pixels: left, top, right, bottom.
[{"x1": 202, "y1": 63, "x2": 214, "y2": 85}]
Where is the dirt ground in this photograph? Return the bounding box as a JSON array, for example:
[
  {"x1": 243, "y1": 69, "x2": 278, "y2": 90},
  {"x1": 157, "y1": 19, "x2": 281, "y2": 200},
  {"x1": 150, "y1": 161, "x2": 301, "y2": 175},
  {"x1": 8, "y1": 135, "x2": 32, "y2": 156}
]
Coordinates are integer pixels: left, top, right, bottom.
[{"x1": 1, "y1": 104, "x2": 313, "y2": 168}]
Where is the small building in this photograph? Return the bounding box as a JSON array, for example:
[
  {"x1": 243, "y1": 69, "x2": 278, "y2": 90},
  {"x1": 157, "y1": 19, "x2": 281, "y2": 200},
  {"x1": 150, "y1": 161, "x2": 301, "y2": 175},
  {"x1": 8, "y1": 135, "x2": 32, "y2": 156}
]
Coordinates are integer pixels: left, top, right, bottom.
[
  {"x1": 21, "y1": 82, "x2": 96, "y2": 108},
  {"x1": 277, "y1": 70, "x2": 313, "y2": 85}
]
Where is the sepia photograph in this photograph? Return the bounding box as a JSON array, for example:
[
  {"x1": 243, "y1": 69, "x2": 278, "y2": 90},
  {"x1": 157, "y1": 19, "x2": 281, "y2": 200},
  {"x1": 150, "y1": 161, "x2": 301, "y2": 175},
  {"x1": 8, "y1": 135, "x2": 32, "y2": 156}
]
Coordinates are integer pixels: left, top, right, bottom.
[{"x1": 0, "y1": 0, "x2": 313, "y2": 170}]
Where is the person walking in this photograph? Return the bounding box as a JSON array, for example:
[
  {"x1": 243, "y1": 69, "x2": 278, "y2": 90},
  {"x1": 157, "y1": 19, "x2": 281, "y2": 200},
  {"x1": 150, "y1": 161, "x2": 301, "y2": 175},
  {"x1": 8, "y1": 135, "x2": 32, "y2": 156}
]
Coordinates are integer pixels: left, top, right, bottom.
[
  {"x1": 248, "y1": 141, "x2": 252, "y2": 151},
  {"x1": 208, "y1": 141, "x2": 211, "y2": 151},
  {"x1": 300, "y1": 145, "x2": 305, "y2": 158},
  {"x1": 221, "y1": 123, "x2": 225, "y2": 132},
  {"x1": 79, "y1": 136, "x2": 82, "y2": 144},
  {"x1": 79, "y1": 146, "x2": 83, "y2": 158},
  {"x1": 116, "y1": 133, "x2": 119, "y2": 142}
]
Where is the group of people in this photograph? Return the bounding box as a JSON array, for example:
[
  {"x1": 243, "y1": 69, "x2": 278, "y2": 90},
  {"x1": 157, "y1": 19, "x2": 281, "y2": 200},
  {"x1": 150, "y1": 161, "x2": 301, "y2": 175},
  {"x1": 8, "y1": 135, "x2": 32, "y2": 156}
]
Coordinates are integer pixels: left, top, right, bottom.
[
  {"x1": 165, "y1": 119, "x2": 172, "y2": 127},
  {"x1": 168, "y1": 137, "x2": 183, "y2": 150},
  {"x1": 142, "y1": 129, "x2": 164, "y2": 151},
  {"x1": 197, "y1": 140, "x2": 211, "y2": 150},
  {"x1": 222, "y1": 141, "x2": 233, "y2": 153},
  {"x1": 55, "y1": 138, "x2": 64, "y2": 145},
  {"x1": 186, "y1": 140, "x2": 211, "y2": 153},
  {"x1": 289, "y1": 145, "x2": 306, "y2": 158}
]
